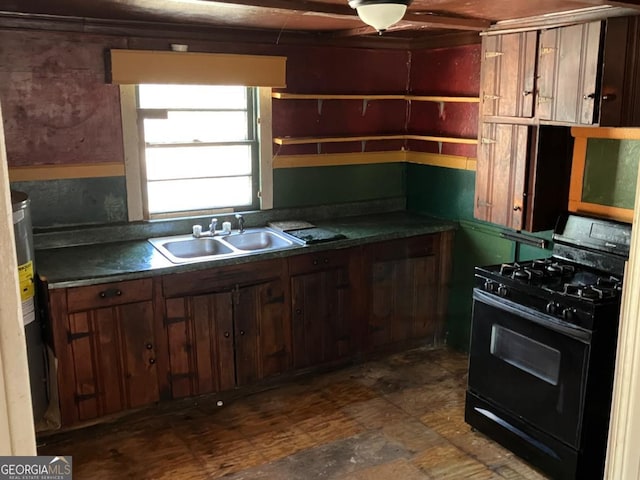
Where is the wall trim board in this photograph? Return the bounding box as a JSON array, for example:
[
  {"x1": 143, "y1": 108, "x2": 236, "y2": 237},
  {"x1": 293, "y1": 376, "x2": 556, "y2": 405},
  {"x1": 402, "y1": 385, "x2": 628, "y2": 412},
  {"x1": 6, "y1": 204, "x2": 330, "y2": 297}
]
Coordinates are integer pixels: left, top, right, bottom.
[
  {"x1": 8, "y1": 163, "x2": 125, "y2": 182},
  {"x1": 405, "y1": 151, "x2": 477, "y2": 171},
  {"x1": 571, "y1": 127, "x2": 640, "y2": 140},
  {"x1": 273, "y1": 151, "x2": 404, "y2": 168},
  {"x1": 274, "y1": 150, "x2": 477, "y2": 170},
  {"x1": 108, "y1": 50, "x2": 287, "y2": 87}
]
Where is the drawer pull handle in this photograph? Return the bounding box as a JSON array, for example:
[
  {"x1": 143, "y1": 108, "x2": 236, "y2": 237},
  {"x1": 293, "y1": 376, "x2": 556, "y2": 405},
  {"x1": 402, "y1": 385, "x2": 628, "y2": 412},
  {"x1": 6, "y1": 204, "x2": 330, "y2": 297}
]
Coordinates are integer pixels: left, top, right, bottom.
[
  {"x1": 99, "y1": 288, "x2": 122, "y2": 299},
  {"x1": 146, "y1": 343, "x2": 153, "y2": 350}
]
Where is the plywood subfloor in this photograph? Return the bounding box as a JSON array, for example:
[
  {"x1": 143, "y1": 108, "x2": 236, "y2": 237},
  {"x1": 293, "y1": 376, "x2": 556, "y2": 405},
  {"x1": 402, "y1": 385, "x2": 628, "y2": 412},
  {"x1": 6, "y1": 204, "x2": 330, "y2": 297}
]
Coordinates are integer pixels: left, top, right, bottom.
[{"x1": 38, "y1": 347, "x2": 548, "y2": 479}]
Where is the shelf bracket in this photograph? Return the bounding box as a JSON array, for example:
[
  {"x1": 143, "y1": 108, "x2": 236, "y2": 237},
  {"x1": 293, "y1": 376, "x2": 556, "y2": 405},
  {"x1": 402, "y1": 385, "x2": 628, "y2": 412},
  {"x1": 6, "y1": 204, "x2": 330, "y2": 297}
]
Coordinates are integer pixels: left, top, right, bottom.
[
  {"x1": 438, "y1": 101, "x2": 445, "y2": 118},
  {"x1": 317, "y1": 99, "x2": 323, "y2": 116},
  {"x1": 362, "y1": 99, "x2": 368, "y2": 116},
  {"x1": 317, "y1": 142, "x2": 322, "y2": 154},
  {"x1": 361, "y1": 140, "x2": 366, "y2": 153},
  {"x1": 437, "y1": 141, "x2": 443, "y2": 154}
]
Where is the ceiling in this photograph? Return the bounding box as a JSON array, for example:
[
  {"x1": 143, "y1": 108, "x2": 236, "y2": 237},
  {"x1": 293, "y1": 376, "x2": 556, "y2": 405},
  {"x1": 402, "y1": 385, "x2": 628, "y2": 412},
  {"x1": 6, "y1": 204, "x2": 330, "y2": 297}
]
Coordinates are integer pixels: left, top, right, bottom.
[{"x1": 1, "y1": 0, "x2": 640, "y2": 47}]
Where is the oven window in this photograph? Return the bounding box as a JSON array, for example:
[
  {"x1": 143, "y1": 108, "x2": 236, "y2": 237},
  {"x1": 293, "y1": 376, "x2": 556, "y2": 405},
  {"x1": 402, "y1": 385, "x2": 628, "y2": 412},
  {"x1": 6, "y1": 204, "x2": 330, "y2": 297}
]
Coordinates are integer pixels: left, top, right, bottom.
[{"x1": 490, "y1": 325, "x2": 561, "y2": 385}]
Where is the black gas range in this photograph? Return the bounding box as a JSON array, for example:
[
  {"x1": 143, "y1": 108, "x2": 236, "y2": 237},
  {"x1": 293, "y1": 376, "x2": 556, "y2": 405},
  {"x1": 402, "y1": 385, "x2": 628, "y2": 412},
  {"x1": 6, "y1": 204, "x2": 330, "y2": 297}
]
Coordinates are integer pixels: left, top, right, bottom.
[{"x1": 466, "y1": 214, "x2": 631, "y2": 479}]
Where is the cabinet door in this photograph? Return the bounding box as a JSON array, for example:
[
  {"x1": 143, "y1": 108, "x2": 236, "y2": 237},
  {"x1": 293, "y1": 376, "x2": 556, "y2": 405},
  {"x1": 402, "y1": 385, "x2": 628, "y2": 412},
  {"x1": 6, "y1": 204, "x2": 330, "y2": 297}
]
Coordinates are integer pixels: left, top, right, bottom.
[
  {"x1": 537, "y1": 22, "x2": 602, "y2": 124},
  {"x1": 291, "y1": 263, "x2": 352, "y2": 369},
  {"x1": 481, "y1": 31, "x2": 537, "y2": 118},
  {"x1": 234, "y1": 279, "x2": 291, "y2": 386},
  {"x1": 165, "y1": 292, "x2": 235, "y2": 398},
  {"x1": 475, "y1": 123, "x2": 529, "y2": 230},
  {"x1": 64, "y1": 301, "x2": 158, "y2": 423},
  {"x1": 365, "y1": 236, "x2": 439, "y2": 351}
]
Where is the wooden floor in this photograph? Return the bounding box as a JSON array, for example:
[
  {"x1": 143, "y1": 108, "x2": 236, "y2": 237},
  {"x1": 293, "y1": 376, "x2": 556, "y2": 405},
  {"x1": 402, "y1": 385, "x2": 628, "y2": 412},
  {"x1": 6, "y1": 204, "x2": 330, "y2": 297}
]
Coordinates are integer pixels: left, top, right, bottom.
[{"x1": 38, "y1": 347, "x2": 548, "y2": 479}]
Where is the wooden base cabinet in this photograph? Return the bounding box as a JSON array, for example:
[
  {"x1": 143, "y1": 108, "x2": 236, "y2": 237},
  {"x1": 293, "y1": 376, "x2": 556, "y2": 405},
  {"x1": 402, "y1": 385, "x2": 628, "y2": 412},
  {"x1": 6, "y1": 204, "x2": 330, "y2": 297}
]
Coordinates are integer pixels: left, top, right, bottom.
[
  {"x1": 288, "y1": 249, "x2": 359, "y2": 369},
  {"x1": 48, "y1": 278, "x2": 159, "y2": 426},
  {"x1": 47, "y1": 233, "x2": 453, "y2": 426},
  {"x1": 364, "y1": 233, "x2": 453, "y2": 352},
  {"x1": 160, "y1": 259, "x2": 291, "y2": 399}
]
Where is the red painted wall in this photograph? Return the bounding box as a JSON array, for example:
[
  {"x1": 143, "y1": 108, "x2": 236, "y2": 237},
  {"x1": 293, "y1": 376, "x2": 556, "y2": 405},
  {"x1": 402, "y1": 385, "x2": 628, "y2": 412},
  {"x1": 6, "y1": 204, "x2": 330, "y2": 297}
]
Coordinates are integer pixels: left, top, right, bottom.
[
  {"x1": 0, "y1": 27, "x2": 480, "y2": 168},
  {"x1": 408, "y1": 44, "x2": 481, "y2": 158}
]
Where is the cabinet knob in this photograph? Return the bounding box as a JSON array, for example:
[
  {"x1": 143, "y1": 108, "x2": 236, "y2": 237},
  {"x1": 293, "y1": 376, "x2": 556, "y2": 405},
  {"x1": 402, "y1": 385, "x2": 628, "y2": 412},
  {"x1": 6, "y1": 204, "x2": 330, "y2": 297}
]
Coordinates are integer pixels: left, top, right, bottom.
[
  {"x1": 323, "y1": 258, "x2": 329, "y2": 264},
  {"x1": 513, "y1": 205, "x2": 522, "y2": 212},
  {"x1": 239, "y1": 330, "x2": 246, "y2": 336},
  {"x1": 312, "y1": 259, "x2": 319, "y2": 265},
  {"x1": 522, "y1": 90, "x2": 533, "y2": 97},
  {"x1": 295, "y1": 308, "x2": 302, "y2": 315},
  {"x1": 583, "y1": 93, "x2": 596, "y2": 100},
  {"x1": 602, "y1": 94, "x2": 617, "y2": 102},
  {"x1": 224, "y1": 331, "x2": 230, "y2": 338},
  {"x1": 149, "y1": 358, "x2": 156, "y2": 365},
  {"x1": 146, "y1": 343, "x2": 153, "y2": 350}
]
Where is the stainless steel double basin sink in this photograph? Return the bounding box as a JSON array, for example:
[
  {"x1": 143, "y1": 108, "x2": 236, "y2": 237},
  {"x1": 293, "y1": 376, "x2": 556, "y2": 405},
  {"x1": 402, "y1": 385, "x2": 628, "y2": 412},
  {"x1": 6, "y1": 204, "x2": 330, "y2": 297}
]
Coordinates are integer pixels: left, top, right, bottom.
[{"x1": 149, "y1": 227, "x2": 305, "y2": 264}]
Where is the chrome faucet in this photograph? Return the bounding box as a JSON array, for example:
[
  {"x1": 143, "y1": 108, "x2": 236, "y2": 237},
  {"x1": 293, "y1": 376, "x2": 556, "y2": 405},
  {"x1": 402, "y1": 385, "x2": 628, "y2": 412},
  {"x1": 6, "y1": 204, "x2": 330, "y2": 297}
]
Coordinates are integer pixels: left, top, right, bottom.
[
  {"x1": 192, "y1": 217, "x2": 218, "y2": 237},
  {"x1": 235, "y1": 214, "x2": 245, "y2": 233}
]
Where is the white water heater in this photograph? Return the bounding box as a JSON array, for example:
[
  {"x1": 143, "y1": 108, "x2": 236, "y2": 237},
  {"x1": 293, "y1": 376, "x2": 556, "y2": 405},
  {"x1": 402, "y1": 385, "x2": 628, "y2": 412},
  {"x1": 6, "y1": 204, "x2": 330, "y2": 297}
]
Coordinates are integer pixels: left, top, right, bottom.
[{"x1": 11, "y1": 190, "x2": 47, "y2": 421}]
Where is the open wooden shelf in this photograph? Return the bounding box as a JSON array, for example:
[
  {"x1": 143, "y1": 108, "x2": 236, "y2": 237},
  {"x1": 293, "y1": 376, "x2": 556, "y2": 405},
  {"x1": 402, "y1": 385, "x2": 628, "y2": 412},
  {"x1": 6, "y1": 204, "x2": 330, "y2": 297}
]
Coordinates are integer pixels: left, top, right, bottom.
[
  {"x1": 272, "y1": 92, "x2": 480, "y2": 103},
  {"x1": 273, "y1": 134, "x2": 478, "y2": 146}
]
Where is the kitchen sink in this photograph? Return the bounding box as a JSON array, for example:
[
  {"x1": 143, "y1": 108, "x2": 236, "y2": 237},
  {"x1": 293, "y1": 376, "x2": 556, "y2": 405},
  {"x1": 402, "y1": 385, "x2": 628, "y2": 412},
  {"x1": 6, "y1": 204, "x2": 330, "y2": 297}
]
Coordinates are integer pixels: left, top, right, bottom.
[
  {"x1": 149, "y1": 227, "x2": 304, "y2": 264},
  {"x1": 221, "y1": 230, "x2": 295, "y2": 251}
]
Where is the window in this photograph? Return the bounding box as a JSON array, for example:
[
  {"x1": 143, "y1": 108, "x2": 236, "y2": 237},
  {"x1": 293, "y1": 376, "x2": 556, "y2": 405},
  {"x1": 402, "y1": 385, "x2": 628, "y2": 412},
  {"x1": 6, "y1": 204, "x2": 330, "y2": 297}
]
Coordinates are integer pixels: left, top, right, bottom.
[{"x1": 135, "y1": 84, "x2": 259, "y2": 218}]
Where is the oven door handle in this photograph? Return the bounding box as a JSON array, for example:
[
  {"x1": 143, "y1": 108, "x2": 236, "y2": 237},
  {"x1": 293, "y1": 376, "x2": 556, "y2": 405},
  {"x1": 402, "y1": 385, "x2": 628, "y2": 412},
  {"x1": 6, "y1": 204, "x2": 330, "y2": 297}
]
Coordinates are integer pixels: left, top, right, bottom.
[{"x1": 473, "y1": 289, "x2": 592, "y2": 343}]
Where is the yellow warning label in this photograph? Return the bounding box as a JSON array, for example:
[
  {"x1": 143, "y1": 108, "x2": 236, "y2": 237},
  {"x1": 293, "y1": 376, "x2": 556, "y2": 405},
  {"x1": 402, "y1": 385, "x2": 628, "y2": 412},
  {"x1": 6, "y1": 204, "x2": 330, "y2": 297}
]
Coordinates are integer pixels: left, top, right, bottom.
[{"x1": 18, "y1": 260, "x2": 34, "y2": 302}]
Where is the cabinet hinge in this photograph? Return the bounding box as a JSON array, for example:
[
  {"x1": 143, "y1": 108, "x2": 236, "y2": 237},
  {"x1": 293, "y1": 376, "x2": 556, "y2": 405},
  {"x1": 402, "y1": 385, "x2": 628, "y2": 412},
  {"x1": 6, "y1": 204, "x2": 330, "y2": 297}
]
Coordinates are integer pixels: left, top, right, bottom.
[
  {"x1": 164, "y1": 316, "x2": 186, "y2": 326},
  {"x1": 233, "y1": 285, "x2": 240, "y2": 306},
  {"x1": 537, "y1": 96, "x2": 553, "y2": 104},
  {"x1": 485, "y1": 51, "x2": 504, "y2": 58},
  {"x1": 477, "y1": 198, "x2": 493, "y2": 208},
  {"x1": 169, "y1": 373, "x2": 195, "y2": 382},
  {"x1": 67, "y1": 331, "x2": 90, "y2": 343},
  {"x1": 484, "y1": 94, "x2": 500, "y2": 101},
  {"x1": 481, "y1": 138, "x2": 496, "y2": 145},
  {"x1": 74, "y1": 392, "x2": 97, "y2": 403},
  {"x1": 540, "y1": 47, "x2": 556, "y2": 55}
]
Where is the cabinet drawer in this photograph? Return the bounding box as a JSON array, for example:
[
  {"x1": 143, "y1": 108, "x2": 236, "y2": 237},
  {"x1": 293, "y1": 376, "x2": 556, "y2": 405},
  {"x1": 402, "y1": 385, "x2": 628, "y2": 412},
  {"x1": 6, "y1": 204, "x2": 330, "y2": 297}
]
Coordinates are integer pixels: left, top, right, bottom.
[
  {"x1": 288, "y1": 248, "x2": 351, "y2": 275},
  {"x1": 163, "y1": 258, "x2": 283, "y2": 298},
  {"x1": 366, "y1": 235, "x2": 436, "y2": 262},
  {"x1": 66, "y1": 278, "x2": 153, "y2": 312}
]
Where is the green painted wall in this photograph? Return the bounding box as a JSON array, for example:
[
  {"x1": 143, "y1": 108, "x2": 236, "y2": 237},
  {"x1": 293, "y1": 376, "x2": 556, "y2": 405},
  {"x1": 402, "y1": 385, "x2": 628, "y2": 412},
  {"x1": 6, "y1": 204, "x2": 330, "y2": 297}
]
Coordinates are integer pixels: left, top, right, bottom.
[
  {"x1": 406, "y1": 163, "x2": 551, "y2": 351},
  {"x1": 273, "y1": 163, "x2": 406, "y2": 208}
]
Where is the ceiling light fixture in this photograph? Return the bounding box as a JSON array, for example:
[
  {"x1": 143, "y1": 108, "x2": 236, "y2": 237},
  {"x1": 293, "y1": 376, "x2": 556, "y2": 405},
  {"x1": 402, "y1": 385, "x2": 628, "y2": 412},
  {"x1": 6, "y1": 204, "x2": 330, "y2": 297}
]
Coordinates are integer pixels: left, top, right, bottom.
[{"x1": 348, "y1": 0, "x2": 411, "y2": 33}]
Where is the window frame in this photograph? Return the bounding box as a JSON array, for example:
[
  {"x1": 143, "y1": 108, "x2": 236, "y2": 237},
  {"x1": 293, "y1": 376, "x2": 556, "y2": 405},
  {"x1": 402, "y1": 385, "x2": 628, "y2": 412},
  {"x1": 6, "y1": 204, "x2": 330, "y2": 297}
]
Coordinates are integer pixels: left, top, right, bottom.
[{"x1": 120, "y1": 84, "x2": 273, "y2": 222}]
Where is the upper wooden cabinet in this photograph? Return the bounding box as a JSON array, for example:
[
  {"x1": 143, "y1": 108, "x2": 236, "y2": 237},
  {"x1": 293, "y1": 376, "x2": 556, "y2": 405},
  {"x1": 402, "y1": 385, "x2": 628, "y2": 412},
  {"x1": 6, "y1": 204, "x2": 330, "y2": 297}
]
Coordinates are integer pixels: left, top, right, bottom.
[
  {"x1": 536, "y1": 22, "x2": 602, "y2": 124},
  {"x1": 481, "y1": 31, "x2": 537, "y2": 119},
  {"x1": 481, "y1": 16, "x2": 640, "y2": 127}
]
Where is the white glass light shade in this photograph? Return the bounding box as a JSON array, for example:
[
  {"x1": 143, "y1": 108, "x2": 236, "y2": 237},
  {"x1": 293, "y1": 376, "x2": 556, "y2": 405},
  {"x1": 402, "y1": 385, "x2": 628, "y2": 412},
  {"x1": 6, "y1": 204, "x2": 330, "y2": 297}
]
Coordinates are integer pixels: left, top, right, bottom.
[{"x1": 355, "y1": 3, "x2": 407, "y2": 32}]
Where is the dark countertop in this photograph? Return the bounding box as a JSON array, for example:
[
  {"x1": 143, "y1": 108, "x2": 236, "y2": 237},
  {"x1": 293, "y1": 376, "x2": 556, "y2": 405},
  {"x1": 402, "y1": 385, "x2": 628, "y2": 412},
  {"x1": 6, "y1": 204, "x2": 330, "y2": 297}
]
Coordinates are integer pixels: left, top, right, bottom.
[{"x1": 36, "y1": 212, "x2": 456, "y2": 289}]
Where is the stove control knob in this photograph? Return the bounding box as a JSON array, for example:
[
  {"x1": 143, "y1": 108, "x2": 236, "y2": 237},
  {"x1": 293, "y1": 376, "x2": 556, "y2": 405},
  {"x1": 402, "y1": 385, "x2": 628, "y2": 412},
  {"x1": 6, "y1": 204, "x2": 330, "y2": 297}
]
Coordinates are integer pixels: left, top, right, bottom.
[
  {"x1": 546, "y1": 302, "x2": 558, "y2": 315},
  {"x1": 484, "y1": 280, "x2": 495, "y2": 292},
  {"x1": 562, "y1": 308, "x2": 576, "y2": 322},
  {"x1": 497, "y1": 285, "x2": 509, "y2": 298}
]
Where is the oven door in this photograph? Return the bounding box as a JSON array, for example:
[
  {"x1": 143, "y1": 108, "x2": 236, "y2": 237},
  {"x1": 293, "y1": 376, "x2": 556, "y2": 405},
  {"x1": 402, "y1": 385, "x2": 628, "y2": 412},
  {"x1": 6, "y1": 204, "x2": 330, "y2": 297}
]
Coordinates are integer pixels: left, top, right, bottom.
[{"x1": 468, "y1": 289, "x2": 591, "y2": 448}]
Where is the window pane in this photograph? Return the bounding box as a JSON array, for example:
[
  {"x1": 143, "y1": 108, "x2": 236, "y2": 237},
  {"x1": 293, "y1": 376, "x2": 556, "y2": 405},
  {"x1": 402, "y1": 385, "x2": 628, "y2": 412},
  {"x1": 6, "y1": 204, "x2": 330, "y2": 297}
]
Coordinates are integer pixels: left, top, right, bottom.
[
  {"x1": 139, "y1": 85, "x2": 247, "y2": 109},
  {"x1": 143, "y1": 112, "x2": 248, "y2": 144},
  {"x1": 145, "y1": 145, "x2": 252, "y2": 180},
  {"x1": 147, "y1": 177, "x2": 253, "y2": 213}
]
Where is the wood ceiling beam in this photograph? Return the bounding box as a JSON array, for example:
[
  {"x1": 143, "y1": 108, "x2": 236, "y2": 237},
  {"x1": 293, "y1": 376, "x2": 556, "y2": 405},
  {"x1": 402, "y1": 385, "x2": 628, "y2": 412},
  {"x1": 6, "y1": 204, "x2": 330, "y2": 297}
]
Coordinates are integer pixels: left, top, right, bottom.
[
  {"x1": 202, "y1": 0, "x2": 356, "y2": 17},
  {"x1": 332, "y1": 14, "x2": 489, "y2": 37}
]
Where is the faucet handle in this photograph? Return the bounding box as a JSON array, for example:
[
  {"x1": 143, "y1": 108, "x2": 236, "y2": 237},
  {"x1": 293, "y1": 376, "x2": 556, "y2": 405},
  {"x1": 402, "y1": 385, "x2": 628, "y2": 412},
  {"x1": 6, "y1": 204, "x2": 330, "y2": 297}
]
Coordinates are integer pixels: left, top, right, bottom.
[
  {"x1": 209, "y1": 218, "x2": 218, "y2": 232},
  {"x1": 235, "y1": 214, "x2": 245, "y2": 233},
  {"x1": 192, "y1": 225, "x2": 202, "y2": 237}
]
